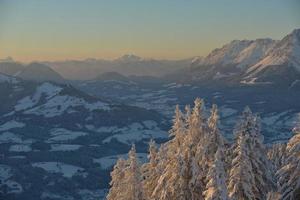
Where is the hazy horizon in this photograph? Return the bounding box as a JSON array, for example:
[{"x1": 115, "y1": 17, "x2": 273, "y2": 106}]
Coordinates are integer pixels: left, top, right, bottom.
[{"x1": 1, "y1": 0, "x2": 300, "y2": 62}]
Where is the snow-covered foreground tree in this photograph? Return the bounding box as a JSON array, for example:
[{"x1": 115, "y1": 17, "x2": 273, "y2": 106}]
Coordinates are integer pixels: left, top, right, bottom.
[
  {"x1": 228, "y1": 108, "x2": 275, "y2": 200},
  {"x1": 106, "y1": 98, "x2": 300, "y2": 200},
  {"x1": 276, "y1": 128, "x2": 300, "y2": 200},
  {"x1": 107, "y1": 145, "x2": 145, "y2": 200},
  {"x1": 203, "y1": 148, "x2": 229, "y2": 200}
]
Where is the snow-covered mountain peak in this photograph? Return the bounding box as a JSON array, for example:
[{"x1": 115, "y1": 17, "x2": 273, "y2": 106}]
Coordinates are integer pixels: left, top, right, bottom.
[
  {"x1": 202, "y1": 38, "x2": 275, "y2": 68},
  {"x1": 116, "y1": 54, "x2": 142, "y2": 62},
  {"x1": 246, "y1": 28, "x2": 300, "y2": 75},
  {"x1": 234, "y1": 38, "x2": 276, "y2": 69},
  {"x1": 203, "y1": 40, "x2": 253, "y2": 66}
]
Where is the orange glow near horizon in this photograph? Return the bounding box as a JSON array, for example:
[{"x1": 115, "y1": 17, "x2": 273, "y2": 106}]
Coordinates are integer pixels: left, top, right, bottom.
[{"x1": 0, "y1": 0, "x2": 299, "y2": 63}]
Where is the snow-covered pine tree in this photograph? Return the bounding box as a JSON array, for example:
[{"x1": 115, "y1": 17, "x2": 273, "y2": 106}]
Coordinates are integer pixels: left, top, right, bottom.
[
  {"x1": 268, "y1": 142, "x2": 286, "y2": 172},
  {"x1": 152, "y1": 150, "x2": 191, "y2": 200},
  {"x1": 186, "y1": 98, "x2": 207, "y2": 200},
  {"x1": 169, "y1": 105, "x2": 186, "y2": 153},
  {"x1": 142, "y1": 139, "x2": 159, "y2": 199},
  {"x1": 193, "y1": 104, "x2": 228, "y2": 200},
  {"x1": 228, "y1": 133, "x2": 257, "y2": 200},
  {"x1": 106, "y1": 158, "x2": 127, "y2": 200},
  {"x1": 107, "y1": 145, "x2": 145, "y2": 200},
  {"x1": 185, "y1": 104, "x2": 192, "y2": 130},
  {"x1": 203, "y1": 148, "x2": 229, "y2": 200},
  {"x1": 276, "y1": 128, "x2": 300, "y2": 200},
  {"x1": 248, "y1": 115, "x2": 275, "y2": 199},
  {"x1": 148, "y1": 139, "x2": 158, "y2": 169},
  {"x1": 203, "y1": 104, "x2": 226, "y2": 166},
  {"x1": 150, "y1": 100, "x2": 205, "y2": 200},
  {"x1": 126, "y1": 144, "x2": 145, "y2": 200},
  {"x1": 188, "y1": 98, "x2": 206, "y2": 145},
  {"x1": 232, "y1": 107, "x2": 275, "y2": 199}
]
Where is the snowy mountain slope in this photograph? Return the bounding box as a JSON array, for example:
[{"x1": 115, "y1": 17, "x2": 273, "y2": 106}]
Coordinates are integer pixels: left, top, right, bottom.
[
  {"x1": 173, "y1": 28, "x2": 300, "y2": 86},
  {"x1": 201, "y1": 38, "x2": 275, "y2": 69},
  {"x1": 234, "y1": 39, "x2": 276, "y2": 68},
  {"x1": 244, "y1": 29, "x2": 300, "y2": 82},
  {"x1": 0, "y1": 77, "x2": 168, "y2": 200}
]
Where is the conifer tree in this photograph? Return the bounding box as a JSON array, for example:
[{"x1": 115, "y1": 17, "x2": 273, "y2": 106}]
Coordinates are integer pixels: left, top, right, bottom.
[
  {"x1": 232, "y1": 107, "x2": 275, "y2": 199},
  {"x1": 204, "y1": 104, "x2": 226, "y2": 165},
  {"x1": 185, "y1": 104, "x2": 192, "y2": 130},
  {"x1": 228, "y1": 133, "x2": 257, "y2": 200},
  {"x1": 169, "y1": 105, "x2": 186, "y2": 152},
  {"x1": 152, "y1": 152, "x2": 191, "y2": 200},
  {"x1": 126, "y1": 144, "x2": 145, "y2": 200},
  {"x1": 106, "y1": 158, "x2": 127, "y2": 200},
  {"x1": 187, "y1": 98, "x2": 207, "y2": 200},
  {"x1": 276, "y1": 129, "x2": 300, "y2": 200},
  {"x1": 107, "y1": 145, "x2": 145, "y2": 200},
  {"x1": 203, "y1": 148, "x2": 229, "y2": 200},
  {"x1": 143, "y1": 139, "x2": 159, "y2": 199},
  {"x1": 189, "y1": 98, "x2": 205, "y2": 142},
  {"x1": 268, "y1": 143, "x2": 286, "y2": 171}
]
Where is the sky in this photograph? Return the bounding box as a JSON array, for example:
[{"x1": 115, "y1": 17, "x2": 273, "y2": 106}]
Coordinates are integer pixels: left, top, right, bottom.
[{"x1": 0, "y1": 0, "x2": 299, "y2": 62}]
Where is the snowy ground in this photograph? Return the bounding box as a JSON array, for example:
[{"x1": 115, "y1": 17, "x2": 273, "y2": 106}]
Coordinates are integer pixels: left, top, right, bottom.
[
  {"x1": 0, "y1": 164, "x2": 23, "y2": 194},
  {"x1": 101, "y1": 122, "x2": 167, "y2": 145},
  {"x1": 47, "y1": 128, "x2": 88, "y2": 142},
  {"x1": 9, "y1": 144, "x2": 32, "y2": 152},
  {"x1": 0, "y1": 132, "x2": 22, "y2": 143},
  {"x1": 31, "y1": 162, "x2": 86, "y2": 178},
  {"x1": 93, "y1": 153, "x2": 148, "y2": 169},
  {"x1": 50, "y1": 144, "x2": 82, "y2": 151},
  {"x1": 0, "y1": 120, "x2": 25, "y2": 131}
]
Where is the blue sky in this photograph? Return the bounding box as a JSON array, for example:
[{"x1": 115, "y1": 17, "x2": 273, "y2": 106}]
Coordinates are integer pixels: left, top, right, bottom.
[{"x1": 0, "y1": 0, "x2": 299, "y2": 61}]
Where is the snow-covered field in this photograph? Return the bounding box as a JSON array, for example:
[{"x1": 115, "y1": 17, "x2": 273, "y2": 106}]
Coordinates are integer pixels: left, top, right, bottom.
[
  {"x1": 0, "y1": 164, "x2": 12, "y2": 181},
  {"x1": 0, "y1": 165, "x2": 23, "y2": 194},
  {"x1": 50, "y1": 144, "x2": 82, "y2": 151},
  {"x1": 9, "y1": 144, "x2": 32, "y2": 152},
  {"x1": 93, "y1": 153, "x2": 148, "y2": 169},
  {"x1": 31, "y1": 162, "x2": 85, "y2": 178},
  {"x1": 47, "y1": 128, "x2": 88, "y2": 142},
  {"x1": 0, "y1": 120, "x2": 25, "y2": 131},
  {"x1": 0, "y1": 132, "x2": 22, "y2": 143},
  {"x1": 41, "y1": 192, "x2": 74, "y2": 200},
  {"x1": 101, "y1": 122, "x2": 167, "y2": 145}
]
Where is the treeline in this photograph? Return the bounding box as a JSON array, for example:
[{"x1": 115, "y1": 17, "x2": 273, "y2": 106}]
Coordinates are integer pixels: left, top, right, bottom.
[{"x1": 106, "y1": 98, "x2": 300, "y2": 200}]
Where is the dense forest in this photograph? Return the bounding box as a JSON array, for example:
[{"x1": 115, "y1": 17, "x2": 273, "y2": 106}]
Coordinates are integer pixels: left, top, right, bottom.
[{"x1": 107, "y1": 98, "x2": 300, "y2": 200}]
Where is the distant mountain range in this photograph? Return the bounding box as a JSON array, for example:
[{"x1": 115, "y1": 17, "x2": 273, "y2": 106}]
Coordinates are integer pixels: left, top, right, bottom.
[
  {"x1": 43, "y1": 55, "x2": 194, "y2": 80},
  {"x1": 1, "y1": 29, "x2": 299, "y2": 87},
  {"x1": 0, "y1": 62, "x2": 64, "y2": 83},
  {"x1": 174, "y1": 29, "x2": 300, "y2": 87}
]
